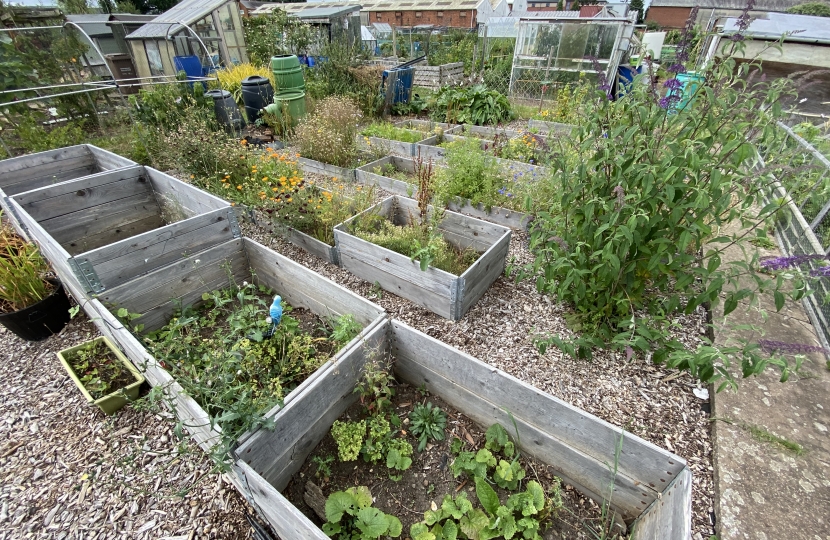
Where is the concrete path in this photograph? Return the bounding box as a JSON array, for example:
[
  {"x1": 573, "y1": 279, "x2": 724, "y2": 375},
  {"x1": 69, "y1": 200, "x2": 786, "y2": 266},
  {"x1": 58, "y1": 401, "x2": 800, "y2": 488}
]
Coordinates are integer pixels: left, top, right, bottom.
[{"x1": 711, "y1": 231, "x2": 830, "y2": 540}]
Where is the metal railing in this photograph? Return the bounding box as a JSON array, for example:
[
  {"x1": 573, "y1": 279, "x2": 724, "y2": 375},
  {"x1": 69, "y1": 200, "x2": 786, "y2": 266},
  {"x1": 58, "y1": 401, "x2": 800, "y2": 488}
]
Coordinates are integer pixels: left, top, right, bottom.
[{"x1": 765, "y1": 121, "x2": 830, "y2": 350}]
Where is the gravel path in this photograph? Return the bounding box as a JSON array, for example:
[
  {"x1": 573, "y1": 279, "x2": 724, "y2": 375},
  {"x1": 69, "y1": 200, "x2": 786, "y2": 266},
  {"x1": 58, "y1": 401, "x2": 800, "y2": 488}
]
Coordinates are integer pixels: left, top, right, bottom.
[{"x1": 0, "y1": 317, "x2": 254, "y2": 540}]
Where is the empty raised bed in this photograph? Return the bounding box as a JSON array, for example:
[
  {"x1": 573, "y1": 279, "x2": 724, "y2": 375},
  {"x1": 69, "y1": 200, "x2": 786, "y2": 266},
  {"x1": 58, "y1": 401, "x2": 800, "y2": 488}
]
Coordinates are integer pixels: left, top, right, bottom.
[
  {"x1": 9, "y1": 165, "x2": 234, "y2": 293},
  {"x1": 334, "y1": 195, "x2": 511, "y2": 320},
  {"x1": 233, "y1": 320, "x2": 692, "y2": 540},
  {"x1": 0, "y1": 144, "x2": 136, "y2": 236},
  {"x1": 75, "y1": 237, "x2": 386, "y2": 494}
]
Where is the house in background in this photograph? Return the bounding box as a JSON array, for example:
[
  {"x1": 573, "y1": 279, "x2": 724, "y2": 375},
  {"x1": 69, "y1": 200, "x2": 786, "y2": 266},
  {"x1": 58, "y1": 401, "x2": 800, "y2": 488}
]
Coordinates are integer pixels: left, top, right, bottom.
[
  {"x1": 125, "y1": 0, "x2": 247, "y2": 81},
  {"x1": 646, "y1": 0, "x2": 802, "y2": 29}
]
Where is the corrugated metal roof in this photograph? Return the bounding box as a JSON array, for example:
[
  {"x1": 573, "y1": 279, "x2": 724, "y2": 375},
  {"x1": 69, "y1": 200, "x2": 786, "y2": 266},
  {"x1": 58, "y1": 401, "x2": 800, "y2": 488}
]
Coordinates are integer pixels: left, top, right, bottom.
[
  {"x1": 252, "y1": 0, "x2": 491, "y2": 14},
  {"x1": 66, "y1": 14, "x2": 112, "y2": 37},
  {"x1": 126, "y1": 0, "x2": 230, "y2": 40},
  {"x1": 722, "y1": 12, "x2": 830, "y2": 43},
  {"x1": 518, "y1": 10, "x2": 581, "y2": 18},
  {"x1": 373, "y1": 22, "x2": 393, "y2": 32},
  {"x1": 649, "y1": 0, "x2": 800, "y2": 9}
]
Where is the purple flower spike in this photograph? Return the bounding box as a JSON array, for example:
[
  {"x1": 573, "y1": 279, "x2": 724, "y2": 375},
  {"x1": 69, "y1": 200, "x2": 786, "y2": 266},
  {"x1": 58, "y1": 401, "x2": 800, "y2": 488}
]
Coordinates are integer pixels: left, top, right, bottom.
[
  {"x1": 667, "y1": 63, "x2": 687, "y2": 74},
  {"x1": 659, "y1": 97, "x2": 671, "y2": 109},
  {"x1": 760, "y1": 254, "x2": 827, "y2": 271},
  {"x1": 758, "y1": 339, "x2": 830, "y2": 356},
  {"x1": 664, "y1": 78, "x2": 683, "y2": 90}
]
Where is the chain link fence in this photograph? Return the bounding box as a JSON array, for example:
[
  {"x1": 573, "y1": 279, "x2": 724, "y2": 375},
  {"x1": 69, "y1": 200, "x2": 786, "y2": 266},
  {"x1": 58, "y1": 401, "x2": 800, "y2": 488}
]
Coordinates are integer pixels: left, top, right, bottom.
[{"x1": 765, "y1": 121, "x2": 830, "y2": 350}]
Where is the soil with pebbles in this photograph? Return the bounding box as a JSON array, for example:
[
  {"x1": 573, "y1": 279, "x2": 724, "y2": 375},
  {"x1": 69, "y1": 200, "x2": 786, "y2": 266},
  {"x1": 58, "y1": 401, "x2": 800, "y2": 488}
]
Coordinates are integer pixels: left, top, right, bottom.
[
  {"x1": 241, "y1": 171, "x2": 717, "y2": 539},
  {"x1": 0, "y1": 316, "x2": 255, "y2": 540}
]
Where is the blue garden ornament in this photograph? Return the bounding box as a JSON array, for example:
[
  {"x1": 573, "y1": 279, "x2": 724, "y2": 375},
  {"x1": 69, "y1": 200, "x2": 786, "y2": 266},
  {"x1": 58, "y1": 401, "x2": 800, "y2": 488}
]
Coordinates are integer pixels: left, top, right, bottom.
[{"x1": 264, "y1": 295, "x2": 282, "y2": 338}]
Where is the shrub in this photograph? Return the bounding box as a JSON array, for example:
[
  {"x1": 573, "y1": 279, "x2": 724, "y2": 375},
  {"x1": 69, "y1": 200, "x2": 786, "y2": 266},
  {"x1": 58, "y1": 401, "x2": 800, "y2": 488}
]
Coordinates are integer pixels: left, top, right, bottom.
[
  {"x1": 522, "y1": 25, "x2": 811, "y2": 389},
  {"x1": 436, "y1": 138, "x2": 501, "y2": 207},
  {"x1": 431, "y1": 84, "x2": 513, "y2": 125},
  {"x1": 294, "y1": 95, "x2": 362, "y2": 167},
  {"x1": 13, "y1": 115, "x2": 85, "y2": 154}
]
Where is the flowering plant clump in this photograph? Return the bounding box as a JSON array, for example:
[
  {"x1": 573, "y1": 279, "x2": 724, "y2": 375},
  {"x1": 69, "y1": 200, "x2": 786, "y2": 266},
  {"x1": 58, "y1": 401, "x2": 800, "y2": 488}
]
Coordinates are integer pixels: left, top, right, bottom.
[
  {"x1": 521, "y1": 11, "x2": 818, "y2": 390},
  {"x1": 294, "y1": 96, "x2": 362, "y2": 168}
]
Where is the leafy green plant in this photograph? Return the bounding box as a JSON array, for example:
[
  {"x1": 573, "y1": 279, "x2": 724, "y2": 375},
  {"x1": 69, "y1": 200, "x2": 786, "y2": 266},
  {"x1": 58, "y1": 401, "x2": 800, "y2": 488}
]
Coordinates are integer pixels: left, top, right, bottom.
[
  {"x1": 323, "y1": 486, "x2": 403, "y2": 539},
  {"x1": 331, "y1": 420, "x2": 367, "y2": 462},
  {"x1": 362, "y1": 415, "x2": 392, "y2": 462},
  {"x1": 385, "y1": 438, "x2": 413, "y2": 476},
  {"x1": 409, "y1": 402, "x2": 447, "y2": 452},
  {"x1": 312, "y1": 455, "x2": 335, "y2": 481},
  {"x1": 13, "y1": 115, "x2": 86, "y2": 154},
  {"x1": 242, "y1": 9, "x2": 316, "y2": 65},
  {"x1": 354, "y1": 357, "x2": 395, "y2": 415},
  {"x1": 67, "y1": 340, "x2": 133, "y2": 399},
  {"x1": 362, "y1": 123, "x2": 427, "y2": 143},
  {"x1": 330, "y1": 314, "x2": 362, "y2": 347},
  {"x1": 431, "y1": 84, "x2": 512, "y2": 126},
  {"x1": 436, "y1": 138, "x2": 501, "y2": 209},
  {"x1": 451, "y1": 448, "x2": 497, "y2": 479}
]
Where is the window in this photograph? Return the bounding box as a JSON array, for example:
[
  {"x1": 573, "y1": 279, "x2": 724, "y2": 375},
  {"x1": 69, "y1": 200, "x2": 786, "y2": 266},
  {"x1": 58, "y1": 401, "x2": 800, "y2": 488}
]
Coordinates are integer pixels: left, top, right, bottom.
[
  {"x1": 459, "y1": 10, "x2": 467, "y2": 16},
  {"x1": 415, "y1": 11, "x2": 422, "y2": 17},
  {"x1": 437, "y1": 11, "x2": 444, "y2": 16},
  {"x1": 395, "y1": 11, "x2": 402, "y2": 16},
  {"x1": 376, "y1": 12, "x2": 382, "y2": 18}
]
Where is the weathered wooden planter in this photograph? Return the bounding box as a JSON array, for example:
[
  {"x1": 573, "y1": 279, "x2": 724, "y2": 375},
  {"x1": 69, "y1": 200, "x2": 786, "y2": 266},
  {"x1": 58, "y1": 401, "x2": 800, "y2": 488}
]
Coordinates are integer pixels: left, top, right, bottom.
[
  {"x1": 241, "y1": 205, "x2": 339, "y2": 265},
  {"x1": 68, "y1": 237, "x2": 385, "y2": 493},
  {"x1": 412, "y1": 62, "x2": 464, "y2": 90},
  {"x1": 234, "y1": 320, "x2": 693, "y2": 540},
  {"x1": 297, "y1": 157, "x2": 356, "y2": 182},
  {"x1": 357, "y1": 130, "x2": 438, "y2": 158},
  {"x1": 0, "y1": 145, "x2": 136, "y2": 237},
  {"x1": 527, "y1": 119, "x2": 576, "y2": 135},
  {"x1": 9, "y1": 165, "x2": 234, "y2": 293},
  {"x1": 334, "y1": 196, "x2": 511, "y2": 320},
  {"x1": 393, "y1": 119, "x2": 459, "y2": 134},
  {"x1": 447, "y1": 124, "x2": 523, "y2": 140},
  {"x1": 356, "y1": 156, "x2": 533, "y2": 230}
]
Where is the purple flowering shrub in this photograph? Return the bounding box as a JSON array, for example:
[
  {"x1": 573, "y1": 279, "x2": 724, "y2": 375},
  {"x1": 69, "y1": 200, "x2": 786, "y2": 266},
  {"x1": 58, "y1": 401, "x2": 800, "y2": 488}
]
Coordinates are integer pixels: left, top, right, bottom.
[{"x1": 521, "y1": 16, "x2": 814, "y2": 390}]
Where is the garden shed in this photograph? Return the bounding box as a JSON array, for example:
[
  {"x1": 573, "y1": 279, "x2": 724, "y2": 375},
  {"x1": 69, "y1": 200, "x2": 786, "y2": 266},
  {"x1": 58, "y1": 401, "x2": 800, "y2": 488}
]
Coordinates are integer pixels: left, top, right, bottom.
[
  {"x1": 125, "y1": 0, "x2": 248, "y2": 81},
  {"x1": 248, "y1": 3, "x2": 362, "y2": 49}
]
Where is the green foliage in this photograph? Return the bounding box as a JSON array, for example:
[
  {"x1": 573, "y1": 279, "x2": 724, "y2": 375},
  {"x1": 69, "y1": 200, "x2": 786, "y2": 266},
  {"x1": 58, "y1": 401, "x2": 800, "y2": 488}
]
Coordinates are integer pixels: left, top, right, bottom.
[
  {"x1": 493, "y1": 459, "x2": 526, "y2": 490},
  {"x1": 142, "y1": 280, "x2": 334, "y2": 467},
  {"x1": 295, "y1": 95, "x2": 362, "y2": 167},
  {"x1": 451, "y1": 448, "x2": 497, "y2": 479},
  {"x1": 431, "y1": 84, "x2": 513, "y2": 126},
  {"x1": 0, "y1": 216, "x2": 53, "y2": 312},
  {"x1": 13, "y1": 115, "x2": 86, "y2": 154},
  {"x1": 361, "y1": 123, "x2": 427, "y2": 143},
  {"x1": 131, "y1": 78, "x2": 213, "y2": 131},
  {"x1": 522, "y1": 44, "x2": 810, "y2": 390},
  {"x1": 312, "y1": 455, "x2": 335, "y2": 480},
  {"x1": 331, "y1": 420, "x2": 367, "y2": 462},
  {"x1": 630, "y1": 0, "x2": 644, "y2": 22},
  {"x1": 330, "y1": 314, "x2": 362, "y2": 347},
  {"x1": 436, "y1": 138, "x2": 500, "y2": 208},
  {"x1": 786, "y1": 2, "x2": 830, "y2": 16},
  {"x1": 408, "y1": 402, "x2": 447, "y2": 452},
  {"x1": 484, "y1": 424, "x2": 515, "y2": 458},
  {"x1": 362, "y1": 415, "x2": 392, "y2": 462},
  {"x1": 304, "y1": 41, "x2": 382, "y2": 117},
  {"x1": 354, "y1": 358, "x2": 395, "y2": 415},
  {"x1": 323, "y1": 486, "x2": 403, "y2": 539},
  {"x1": 65, "y1": 339, "x2": 131, "y2": 400},
  {"x1": 242, "y1": 10, "x2": 317, "y2": 66},
  {"x1": 385, "y1": 438, "x2": 414, "y2": 475}
]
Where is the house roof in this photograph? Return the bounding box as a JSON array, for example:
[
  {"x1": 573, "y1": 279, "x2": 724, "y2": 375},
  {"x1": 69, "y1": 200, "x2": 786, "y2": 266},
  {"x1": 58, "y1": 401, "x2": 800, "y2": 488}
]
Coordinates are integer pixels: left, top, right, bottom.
[
  {"x1": 721, "y1": 12, "x2": 830, "y2": 43},
  {"x1": 648, "y1": 0, "x2": 801, "y2": 10},
  {"x1": 126, "y1": 0, "x2": 231, "y2": 40}
]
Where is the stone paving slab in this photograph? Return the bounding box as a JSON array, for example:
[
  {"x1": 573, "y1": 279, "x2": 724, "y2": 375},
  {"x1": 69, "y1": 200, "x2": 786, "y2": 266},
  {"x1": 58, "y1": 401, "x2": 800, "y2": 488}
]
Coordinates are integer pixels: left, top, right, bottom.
[{"x1": 712, "y1": 231, "x2": 830, "y2": 540}]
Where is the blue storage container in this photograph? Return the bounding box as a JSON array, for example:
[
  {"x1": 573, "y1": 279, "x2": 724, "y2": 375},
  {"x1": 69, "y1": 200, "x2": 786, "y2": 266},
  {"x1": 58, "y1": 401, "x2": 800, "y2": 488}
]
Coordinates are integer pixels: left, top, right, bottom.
[{"x1": 382, "y1": 66, "x2": 415, "y2": 104}]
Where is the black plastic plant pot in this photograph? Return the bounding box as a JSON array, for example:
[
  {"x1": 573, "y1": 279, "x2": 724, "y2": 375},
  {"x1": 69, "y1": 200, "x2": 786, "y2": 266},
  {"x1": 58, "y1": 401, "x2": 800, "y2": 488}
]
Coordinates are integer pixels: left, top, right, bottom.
[{"x1": 0, "y1": 280, "x2": 71, "y2": 341}]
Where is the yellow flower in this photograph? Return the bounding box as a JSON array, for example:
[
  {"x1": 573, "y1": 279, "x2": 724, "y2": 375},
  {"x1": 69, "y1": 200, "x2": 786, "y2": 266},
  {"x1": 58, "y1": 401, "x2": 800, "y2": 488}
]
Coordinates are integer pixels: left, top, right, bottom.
[{"x1": 237, "y1": 185, "x2": 242, "y2": 190}]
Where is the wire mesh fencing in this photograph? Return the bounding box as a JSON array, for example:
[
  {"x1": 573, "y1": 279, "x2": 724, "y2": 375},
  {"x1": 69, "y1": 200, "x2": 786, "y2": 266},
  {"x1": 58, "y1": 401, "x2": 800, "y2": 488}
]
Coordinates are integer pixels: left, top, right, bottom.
[{"x1": 764, "y1": 121, "x2": 830, "y2": 350}]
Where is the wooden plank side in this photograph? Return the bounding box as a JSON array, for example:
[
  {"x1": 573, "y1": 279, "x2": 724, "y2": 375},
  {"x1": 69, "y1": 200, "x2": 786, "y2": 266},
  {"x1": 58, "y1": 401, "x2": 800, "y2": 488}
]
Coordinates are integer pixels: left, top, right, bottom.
[
  {"x1": 236, "y1": 321, "x2": 387, "y2": 486},
  {"x1": 41, "y1": 192, "x2": 162, "y2": 246},
  {"x1": 390, "y1": 322, "x2": 687, "y2": 491},
  {"x1": 64, "y1": 214, "x2": 167, "y2": 257},
  {"x1": 9, "y1": 200, "x2": 76, "y2": 294},
  {"x1": 0, "y1": 146, "x2": 91, "y2": 177},
  {"x1": 631, "y1": 467, "x2": 693, "y2": 540},
  {"x1": 2, "y1": 157, "x2": 101, "y2": 194},
  {"x1": 355, "y1": 169, "x2": 413, "y2": 198},
  {"x1": 146, "y1": 168, "x2": 230, "y2": 216},
  {"x1": 459, "y1": 231, "x2": 510, "y2": 317},
  {"x1": 446, "y1": 200, "x2": 533, "y2": 231},
  {"x1": 393, "y1": 355, "x2": 650, "y2": 521},
  {"x1": 394, "y1": 196, "x2": 508, "y2": 250},
  {"x1": 85, "y1": 145, "x2": 137, "y2": 170},
  {"x1": 15, "y1": 169, "x2": 151, "y2": 221},
  {"x1": 12, "y1": 165, "x2": 146, "y2": 207},
  {"x1": 236, "y1": 461, "x2": 329, "y2": 540},
  {"x1": 298, "y1": 158, "x2": 356, "y2": 182},
  {"x1": 78, "y1": 209, "x2": 237, "y2": 289},
  {"x1": 243, "y1": 238, "x2": 384, "y2": 326},
  {"x1": 286, "y1": 229, "x2": 338, "y2": 265}
]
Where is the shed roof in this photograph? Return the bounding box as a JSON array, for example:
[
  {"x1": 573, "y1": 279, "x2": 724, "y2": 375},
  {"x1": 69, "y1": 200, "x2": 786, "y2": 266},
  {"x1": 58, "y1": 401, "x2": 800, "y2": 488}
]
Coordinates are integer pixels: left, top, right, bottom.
[
  {"x1": 65, "y1": 14, "x2": 112, "y2": 37},
  {"x1": 251, "y1": 0, "x2": 488, "y2": 15},
  {"x1": 648, "y1": 0, "x2": 800, "y2": 10},
  {"x1": 721, "y1": 12, "x2": 830, "y2": 43},
  {"x1": 126, "y1": 0, "x2": 231, "y2": 40}
]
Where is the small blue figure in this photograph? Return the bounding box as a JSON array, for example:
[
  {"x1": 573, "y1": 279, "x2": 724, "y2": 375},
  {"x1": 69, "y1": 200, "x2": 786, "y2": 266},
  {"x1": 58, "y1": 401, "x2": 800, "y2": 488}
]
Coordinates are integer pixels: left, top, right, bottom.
[{"x1": 264, "y1": 295, "x2": 282, "y2": 338}]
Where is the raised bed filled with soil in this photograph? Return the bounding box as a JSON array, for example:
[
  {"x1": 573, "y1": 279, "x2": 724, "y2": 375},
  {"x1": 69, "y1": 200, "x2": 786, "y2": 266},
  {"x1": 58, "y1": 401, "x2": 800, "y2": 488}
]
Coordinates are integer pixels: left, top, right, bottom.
[
  {"x1": 527, "y1": 119, "x2": 576, "y2": 135},
  {"x1": 334, "y1": 195, "x2": 511, "y2": 320},
  {"x1": 0, "y1": 144, "x2": 136, "y2": 237},
  {"x1": 357, "y1": 126, "x2": 439, "y2": 158},
  {"x1": 298, "y1": 157, "x2": 356, "y2": 183},
  {"x1": 234, "y1": 320, "x2": 693, "y2": 540},
  {"x1": 9, "y1": 165, "x2": 233, "y2": 294},
  {"x1": 240, "y1": 204, "x2": 339, "y2": 266},
  {"x1": 356, "y1": 156, "x2": 533, "y2": 230},
  {"x1": 79, "y1": 237, "x2": 386, "y2": 494},
  {"x1": 393, "y1": 119, "x2": 459, "y2": 133}
]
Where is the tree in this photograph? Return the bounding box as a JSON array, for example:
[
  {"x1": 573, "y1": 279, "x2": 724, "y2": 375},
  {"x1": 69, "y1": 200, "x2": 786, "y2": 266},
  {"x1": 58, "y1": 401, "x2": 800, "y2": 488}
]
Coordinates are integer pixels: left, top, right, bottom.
[
  {"x1": 570, "y1": 0, "x2": 580, "y2": 10},
  {"x1": 556, "y1": 0, "x2": 563, "y2": 10},
  {"x1": 630, "y1": 0, "x2": 644, "y2": 23},
  {"x1": 58, "y1": 0, "x2": 90, "y2": 14},
  {"x1": 786, "y1": 2, "x2": 830, "y2": 16}
]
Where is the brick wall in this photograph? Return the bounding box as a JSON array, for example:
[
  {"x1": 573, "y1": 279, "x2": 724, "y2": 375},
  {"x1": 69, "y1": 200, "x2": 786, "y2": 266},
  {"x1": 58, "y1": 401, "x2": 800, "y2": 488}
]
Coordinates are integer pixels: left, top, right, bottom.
[
  {"x1": 645, "y1": 6, "x2": 692, "y2": 28},
  {"x1": 368, "y1": 10, "x2": 477, "y2": 28}
]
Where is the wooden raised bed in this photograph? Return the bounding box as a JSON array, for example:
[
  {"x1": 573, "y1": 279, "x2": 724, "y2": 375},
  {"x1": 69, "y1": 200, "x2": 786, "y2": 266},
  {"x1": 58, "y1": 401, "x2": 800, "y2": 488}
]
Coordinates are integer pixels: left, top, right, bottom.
[
  {"x1": 10, "y1": 165, "x2": 233, "y2": 293},
  {"x1": 240, "y1": 205, "x2": 339, "y2": 266},
  {"x1": 447, "y1": 124, "x2": 523, "y2": 140},
  {"x1": 393, "y1": 119, "x2": 459, "y2": 133},
  {"x1": 527, "y1": 119, "x2": 576, "y2": 135},
  {"x1": 334, "y1": 195, "x2": 511, "y2": 320},
  {"x1": 234, "y1": 320, "x2": 693, "y2": 540},
  {"x1": 0, "y1": 144, "x2": 136, "y2": 238},
  {"x1": 59, "y1": 237, "x2": 385, "y2": 494},
  {"x1": 357, "y1": 130, "x2": 438, "y2": 158},
  {"x1": 356, "y1": 156, "x2": 533, "y2": 230},
  {"x1": 297, "y1": 157, "x2": 356, "y2": 183}
]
